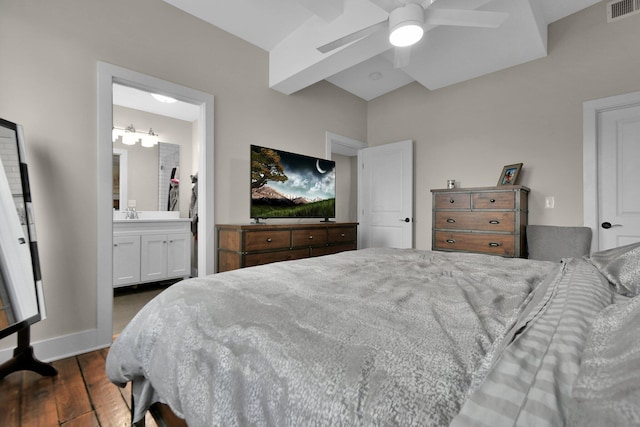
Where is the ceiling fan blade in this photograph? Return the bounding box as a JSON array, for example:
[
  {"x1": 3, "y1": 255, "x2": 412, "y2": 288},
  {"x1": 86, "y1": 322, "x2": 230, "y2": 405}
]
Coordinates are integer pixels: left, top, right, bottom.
[
  {"x1": 424, "y1": 9, "x2": 508, "y2": 28},
  {"x1": 317, "y1": 19, "x2": 388, "y2": 53},
  {"x1": 423, "y1": 0, "x2": 494, "y2": 9},
  {"x1": 393, "y1": 46, "x2": 411, "y2": 68},
  {"x1": 369, "y1": 0, "x2": 404, "y2": 13}
]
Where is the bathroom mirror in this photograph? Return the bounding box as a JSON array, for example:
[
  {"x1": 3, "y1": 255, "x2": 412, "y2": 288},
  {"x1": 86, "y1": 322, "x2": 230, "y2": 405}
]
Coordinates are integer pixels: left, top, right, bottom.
[
  {"x1": 0, "y1": 117, "x2": 46, "y2": 340},
  {"x1": 112, "y1": 141, "x2": 180, "y2": 212}
]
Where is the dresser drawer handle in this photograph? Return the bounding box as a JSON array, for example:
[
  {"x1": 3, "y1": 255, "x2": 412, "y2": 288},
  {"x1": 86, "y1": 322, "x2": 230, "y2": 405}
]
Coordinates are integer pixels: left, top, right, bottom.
[
  {"x1": 308, "y1": 235, "x2": 313, "y2": 239},
  {"x1": 449, "y1": 199, "x2": 455, "y2": 203},
  {"x1": 489, "y1": 220, "x2": 500, "y2": 224},
  {"x1": 446, "y1": 218, "x2": 456, "y2": 223},
  {"x1": 340, "y1": 233, "x2": 345, "y2": 237},
  {"x1": 488, "y1": 242, "x2": 501, "y2": 247},
  {"x1": 490, "y1": 199, "x2": 496, "y2": 203},
  {"x1": 266, "y1": 238, "x2": 272, "y2": 243},
  {"x1": 446, "y1": 239, "x2": 456, "y2": 244}
]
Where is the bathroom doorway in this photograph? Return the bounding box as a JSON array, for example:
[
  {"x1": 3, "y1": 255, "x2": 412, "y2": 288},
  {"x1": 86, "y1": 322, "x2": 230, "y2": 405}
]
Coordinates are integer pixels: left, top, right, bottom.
[{"x1": 111, "y1": 84, "x2": 197, "y2": 335}]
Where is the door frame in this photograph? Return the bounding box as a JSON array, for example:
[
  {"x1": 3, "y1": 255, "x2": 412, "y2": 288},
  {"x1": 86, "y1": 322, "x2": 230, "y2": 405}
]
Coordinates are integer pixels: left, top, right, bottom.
[
  {"x1": 97, "y1": 62, "x2": 215, "y2": 346},
  {"x1": 583, "y1": 89, "x2": 640, "y2": 251},
  {"x1": 325, "y1": 132, "x2": 366, "y2": 246}
]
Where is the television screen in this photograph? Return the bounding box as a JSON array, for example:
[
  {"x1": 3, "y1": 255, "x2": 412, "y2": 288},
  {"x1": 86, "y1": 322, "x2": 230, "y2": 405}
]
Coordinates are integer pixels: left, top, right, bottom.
[{"x1": 251, "y1": 145, "x2": 336, "y2": 220}]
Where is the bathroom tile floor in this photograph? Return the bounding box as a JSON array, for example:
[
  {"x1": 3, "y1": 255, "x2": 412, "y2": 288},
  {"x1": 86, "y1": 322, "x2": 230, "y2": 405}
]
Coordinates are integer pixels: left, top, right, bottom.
[{"x1": 113, "y1": 280, "x2": 179, "y2": 334}]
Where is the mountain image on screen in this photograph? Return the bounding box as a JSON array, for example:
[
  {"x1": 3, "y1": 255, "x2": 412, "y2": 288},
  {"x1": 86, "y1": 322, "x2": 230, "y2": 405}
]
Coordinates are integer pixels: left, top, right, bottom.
[{"x1": 251, "y1": 145, "x2": 336, "y2": 219}]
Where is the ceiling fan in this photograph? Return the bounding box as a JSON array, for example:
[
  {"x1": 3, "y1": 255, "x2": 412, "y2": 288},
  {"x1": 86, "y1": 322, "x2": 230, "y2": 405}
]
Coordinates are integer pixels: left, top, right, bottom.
[{"x1": 317, "y1": 0, "x2": 508, "y2": 68}]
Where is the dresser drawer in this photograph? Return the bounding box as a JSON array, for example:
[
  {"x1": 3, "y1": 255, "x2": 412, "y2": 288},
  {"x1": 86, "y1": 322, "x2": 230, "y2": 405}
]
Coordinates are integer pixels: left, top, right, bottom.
[
  {"x1": 245, "y1": 248, "x2": 310, "y2": 267},
  {"x1": 434, "y1": 211, "x2": 515, "y2": 232},
  {"x1": 472, "y1": 191, "x2": 515, "y2": 209},
  {"x1": 327, "y1": 226, "x2": 357, "y2": 243},
  {"x1": 292, "y1": 228, "x2": 328, "y2": 247},
  {"x1": 434, "y1": 192, "x2": 471, "y2": 209},
  {"x1": 434, "y1": 231, "x2": 516, "y2": 256},
  {"x1": 311, "y1": 243, "x2": 357, "y2": 257},
  {"x1": 244, "y1": 230, "x2": 291, "y2": 251}
]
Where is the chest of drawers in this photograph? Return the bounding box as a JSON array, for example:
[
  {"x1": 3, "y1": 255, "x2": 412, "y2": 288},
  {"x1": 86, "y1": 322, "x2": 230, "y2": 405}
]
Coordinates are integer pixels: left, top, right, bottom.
[
  {"x1": 431, "y1": 186, "x2": 529, "y2": 257},
  {"x1": 216, "y1": 222, "x2": 358, "y2": 272}
]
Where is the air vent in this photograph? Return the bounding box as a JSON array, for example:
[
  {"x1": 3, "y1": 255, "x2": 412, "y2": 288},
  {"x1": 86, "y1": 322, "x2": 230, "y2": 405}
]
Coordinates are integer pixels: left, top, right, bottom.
[{"x1": 607, "y1": 0, "x2": 640, "y2": 22}]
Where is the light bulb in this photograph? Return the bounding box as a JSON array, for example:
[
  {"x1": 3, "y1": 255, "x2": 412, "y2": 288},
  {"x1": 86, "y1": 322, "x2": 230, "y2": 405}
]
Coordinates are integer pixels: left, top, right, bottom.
[{"x1": 389, "y1": 24, "x2": 424, "y2": 47}]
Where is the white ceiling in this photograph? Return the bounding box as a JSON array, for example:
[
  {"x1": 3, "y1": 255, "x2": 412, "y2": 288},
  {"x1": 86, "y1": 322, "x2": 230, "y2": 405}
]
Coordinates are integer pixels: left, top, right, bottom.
[
  {"x1": 112, "y1": 83, "x2": 200, "y2": 122},
  {"x1": 161, "y1": 0, "x2": 600, "y2": 101}
]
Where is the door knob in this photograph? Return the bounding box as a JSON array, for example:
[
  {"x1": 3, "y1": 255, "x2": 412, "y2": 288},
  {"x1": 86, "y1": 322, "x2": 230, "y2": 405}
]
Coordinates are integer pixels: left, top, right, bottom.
[
  {"x1": 601, "y1": 222, "x2": 622, "y2": 229},
  {"x1": 400, "y1": 217, "x2": 410, "y2": 222}
]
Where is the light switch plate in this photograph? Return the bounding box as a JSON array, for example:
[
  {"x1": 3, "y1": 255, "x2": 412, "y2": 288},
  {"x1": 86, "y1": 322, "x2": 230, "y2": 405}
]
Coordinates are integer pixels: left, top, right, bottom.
[{"x1": 545, "y1": 196, "x2": 555, "y2": 209}]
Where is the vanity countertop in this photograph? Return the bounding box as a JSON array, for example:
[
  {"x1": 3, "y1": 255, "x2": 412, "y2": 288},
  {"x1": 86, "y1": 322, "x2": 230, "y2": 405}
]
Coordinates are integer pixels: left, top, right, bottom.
[{"x1": 113, "y1": 218, "x2": 191, "y2": 223}]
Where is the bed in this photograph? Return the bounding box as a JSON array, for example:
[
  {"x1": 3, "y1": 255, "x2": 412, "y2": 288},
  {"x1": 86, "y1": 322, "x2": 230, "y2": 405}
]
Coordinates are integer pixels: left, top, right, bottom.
[{"x1": 106, "y1": 244, "x2": 640, "y2": 427}]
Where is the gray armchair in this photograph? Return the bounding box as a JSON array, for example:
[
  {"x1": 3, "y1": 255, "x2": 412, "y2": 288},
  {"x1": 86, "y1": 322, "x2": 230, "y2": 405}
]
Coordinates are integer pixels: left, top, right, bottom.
[{"x1": 526, "y1": 225, "x2": 592, "y2": 261}]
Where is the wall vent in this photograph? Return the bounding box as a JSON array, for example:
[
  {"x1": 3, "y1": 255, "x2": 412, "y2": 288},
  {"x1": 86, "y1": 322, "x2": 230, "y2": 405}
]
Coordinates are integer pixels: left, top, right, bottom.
[{"x1": 607, "y1": 0, "x2": 640, "y2": 22}]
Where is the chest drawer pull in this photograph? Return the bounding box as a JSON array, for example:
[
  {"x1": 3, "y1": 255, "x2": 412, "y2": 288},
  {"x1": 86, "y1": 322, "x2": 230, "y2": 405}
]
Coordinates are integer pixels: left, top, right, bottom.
[
  {"x1": 340, "y1": 233, "x2": 345, "y2": 237},
  {"x1": 266, "y1": 238, "x2": 272, "y2": 243},
  {"x1": 446, "y1": 239, "x2": 456, "y2": 244},
  {"x1": 446, "y1": 218, "x2": 456, "y2": 223},
  {"x1": 449, "y1": 199, "x2": 455, "y2": 203},
  {"x1": 488, "y1": 242, "x2": 501, "y2": 247},
  {"x1": 308, "y1": 235, "x2": 314, "y2": 239},
  {"x1": 489, "y1": 220, "x2": 500, "y2": 224},
  {"x1": 490, "y1": 199, "x2": 496, "y2": 203}
]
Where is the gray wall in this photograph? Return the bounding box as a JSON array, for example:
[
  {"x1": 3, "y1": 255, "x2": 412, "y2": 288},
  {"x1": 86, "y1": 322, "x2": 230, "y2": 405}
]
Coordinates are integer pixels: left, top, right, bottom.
[
  {"x1": 367, "y1": 2, "x2": 640, "y2": 250},
  {"x1": 1, "y1": 0, "x2": 639, "y2": 358},
  {"x1": 0, "y1": 0, "x2": 366, "y2": 354}
]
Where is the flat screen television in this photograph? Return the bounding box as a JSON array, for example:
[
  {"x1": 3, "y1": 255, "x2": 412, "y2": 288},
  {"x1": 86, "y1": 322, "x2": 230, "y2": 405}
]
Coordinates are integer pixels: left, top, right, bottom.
[{"x1": 251, "y1": 145, "x2": 335, "y2": 222}]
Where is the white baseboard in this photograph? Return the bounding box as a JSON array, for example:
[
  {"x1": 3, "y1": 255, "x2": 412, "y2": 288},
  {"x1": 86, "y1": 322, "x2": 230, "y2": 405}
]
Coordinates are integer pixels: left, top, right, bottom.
[{"x1": 0, "y1": 328, "x2": 110, "y2": 365}]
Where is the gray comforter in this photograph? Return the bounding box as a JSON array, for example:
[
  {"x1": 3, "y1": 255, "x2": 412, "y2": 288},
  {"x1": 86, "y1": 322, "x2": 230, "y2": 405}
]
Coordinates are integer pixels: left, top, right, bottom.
[{"x1": 106, "y1": 248, "x2": 558, "y2": 426}]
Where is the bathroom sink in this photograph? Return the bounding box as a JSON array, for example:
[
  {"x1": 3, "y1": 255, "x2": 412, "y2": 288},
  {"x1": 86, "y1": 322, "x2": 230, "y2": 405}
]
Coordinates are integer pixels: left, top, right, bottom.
[{"x1": 113, "y1": 211, "x2": 181, "y2": 220}]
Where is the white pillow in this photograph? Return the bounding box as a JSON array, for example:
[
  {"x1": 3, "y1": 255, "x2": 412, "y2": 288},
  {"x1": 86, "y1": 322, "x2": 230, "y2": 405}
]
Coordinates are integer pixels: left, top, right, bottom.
[{"x1": 588, "y1": 242, "x2": 640, "y2": 297}]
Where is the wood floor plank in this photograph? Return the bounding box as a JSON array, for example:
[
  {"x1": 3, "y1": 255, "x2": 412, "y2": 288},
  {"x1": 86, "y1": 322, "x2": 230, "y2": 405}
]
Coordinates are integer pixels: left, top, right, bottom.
[
  {"x1": 52, "y1": 356, "x2": 93, "y2": 423},
  {"x1": 145, "y1": 410, "x2": 160, "y2": 427},
  {"x1": 78, "y1": 351, "x2": 131, "y2": 427},
  {"x1": 20, "y1": 371, "x2": 58, "y2": 427},
  {"x1": 60, "y1": 411, "x2": 100, "y2": 427},
  {"x1": 2, "y1": 348, "x2": 167, "y2": 427},
  {"x1": 0, "y1": 371, "x2": 23, "y2": 427}
]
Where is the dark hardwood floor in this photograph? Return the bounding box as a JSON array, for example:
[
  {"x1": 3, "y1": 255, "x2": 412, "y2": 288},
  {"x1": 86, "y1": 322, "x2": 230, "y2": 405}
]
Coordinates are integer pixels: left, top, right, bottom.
[{"x1": 0, "y1": 347, "x2": 158, "y2": 427}]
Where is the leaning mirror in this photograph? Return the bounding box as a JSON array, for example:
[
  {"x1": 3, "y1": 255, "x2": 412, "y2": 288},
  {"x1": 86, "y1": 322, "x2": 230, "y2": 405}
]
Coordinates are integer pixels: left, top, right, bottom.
[{"x1": 0, "y1": 117, "x2": 54, "y2": 379}]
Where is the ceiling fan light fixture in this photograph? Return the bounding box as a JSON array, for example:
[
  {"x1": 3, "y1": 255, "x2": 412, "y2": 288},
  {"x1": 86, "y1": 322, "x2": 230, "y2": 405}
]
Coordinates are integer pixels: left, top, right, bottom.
[{"x1": 389, "y1": 3, "x2": 424, "y2": 47}]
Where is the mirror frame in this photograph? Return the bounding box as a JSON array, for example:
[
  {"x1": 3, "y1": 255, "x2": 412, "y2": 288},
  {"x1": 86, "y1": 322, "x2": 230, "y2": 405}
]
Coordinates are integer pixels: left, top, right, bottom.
[{"x1": 0, "y1": 117, "x2": 45, "y2": 340}]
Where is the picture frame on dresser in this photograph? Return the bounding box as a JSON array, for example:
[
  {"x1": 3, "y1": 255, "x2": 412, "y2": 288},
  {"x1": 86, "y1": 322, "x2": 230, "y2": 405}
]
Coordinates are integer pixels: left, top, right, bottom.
[{"x1": 497, "y1": 163, "x2": 523, "y2": 186}]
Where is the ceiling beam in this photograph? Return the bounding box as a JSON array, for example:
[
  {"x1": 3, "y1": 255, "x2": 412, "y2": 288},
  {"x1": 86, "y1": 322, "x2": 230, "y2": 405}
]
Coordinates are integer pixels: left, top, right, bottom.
[
  {"x1": 270, "y1": 0, "x2": 390, "y2": 94},
  {"x1": 296, "y1": 0, "x2": 344, "y2": 22}
]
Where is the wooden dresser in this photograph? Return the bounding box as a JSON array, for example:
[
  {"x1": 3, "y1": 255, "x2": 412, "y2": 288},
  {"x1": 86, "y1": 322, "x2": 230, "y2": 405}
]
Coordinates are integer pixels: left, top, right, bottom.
[
  {"x1": 431, "y1": 185, "x2": 529, "y2": 258},
  {"x1": 216, "y1": 222, "x2": 358, "y2": 272}
]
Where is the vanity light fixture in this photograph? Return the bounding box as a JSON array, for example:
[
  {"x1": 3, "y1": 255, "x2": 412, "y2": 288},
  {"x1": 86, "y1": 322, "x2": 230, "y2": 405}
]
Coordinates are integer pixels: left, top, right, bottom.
[
  {"x1": 112, "y1": 124, "x2": 159, "y2": 147},
  {"x1": 141, "y1": 128, "x2": 159, "y2": 148},
  {"x1": 122, "y1": 124, "x2": 138, "y2": 146}
]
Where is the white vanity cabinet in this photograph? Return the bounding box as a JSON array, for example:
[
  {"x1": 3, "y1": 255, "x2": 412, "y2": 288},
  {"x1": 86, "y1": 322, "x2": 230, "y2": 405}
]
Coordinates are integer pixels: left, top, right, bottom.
[
  {"x1": 113, "y1": 219, "x2": 191, "y2": 288},
  {"x1": 113, "y1": 235, "x2": 141, "y2": 287}
]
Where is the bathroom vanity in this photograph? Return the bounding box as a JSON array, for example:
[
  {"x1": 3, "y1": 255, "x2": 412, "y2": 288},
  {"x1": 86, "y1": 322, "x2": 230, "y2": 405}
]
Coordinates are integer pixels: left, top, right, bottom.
[{"x1": 113, "y1": 218, "x2": 191, "y2": 288}]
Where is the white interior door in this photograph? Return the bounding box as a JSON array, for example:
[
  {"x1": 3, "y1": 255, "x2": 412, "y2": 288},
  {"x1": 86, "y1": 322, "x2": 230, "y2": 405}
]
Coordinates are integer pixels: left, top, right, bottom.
[
  {"x1": 358, "y1": 140, "x2": 413, "y2": 248},
  {"x1": 598, "y1": 104, "x2": 640, "y2": 249}
]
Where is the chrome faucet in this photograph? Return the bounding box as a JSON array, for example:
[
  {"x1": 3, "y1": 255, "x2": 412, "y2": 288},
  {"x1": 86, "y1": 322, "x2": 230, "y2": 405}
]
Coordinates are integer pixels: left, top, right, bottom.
[{"x1": 125, "y1": 207, "x2": 138, "y2": 219}]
